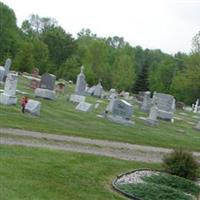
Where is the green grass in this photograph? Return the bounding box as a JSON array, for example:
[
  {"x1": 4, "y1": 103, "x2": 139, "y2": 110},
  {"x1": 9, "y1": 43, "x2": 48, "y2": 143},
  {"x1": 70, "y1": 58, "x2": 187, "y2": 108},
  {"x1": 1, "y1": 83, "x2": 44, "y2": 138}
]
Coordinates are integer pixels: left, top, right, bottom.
[
  {"x1": 0, "y1": 75, "x2": 200, "y2": 151},
  {"x1": 118, "y1": 182, "x2": 193, "y2": 200},
  {"x1": 143, "y1": 174, "x2": 200, "y2": 196},
  {"x1": 117, "y1": 173, "x2": 200, "y2": 200},
  {"x1": 0, "y1": 145, "x2": 158, "y2": 200}
]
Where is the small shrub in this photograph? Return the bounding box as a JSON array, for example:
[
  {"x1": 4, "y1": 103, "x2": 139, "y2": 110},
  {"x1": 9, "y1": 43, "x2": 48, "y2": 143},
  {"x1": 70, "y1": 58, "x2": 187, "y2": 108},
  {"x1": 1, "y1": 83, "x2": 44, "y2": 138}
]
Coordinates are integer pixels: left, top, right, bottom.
[{"x1": 163, "y1": 149, "x2": 199, "y2": 180}]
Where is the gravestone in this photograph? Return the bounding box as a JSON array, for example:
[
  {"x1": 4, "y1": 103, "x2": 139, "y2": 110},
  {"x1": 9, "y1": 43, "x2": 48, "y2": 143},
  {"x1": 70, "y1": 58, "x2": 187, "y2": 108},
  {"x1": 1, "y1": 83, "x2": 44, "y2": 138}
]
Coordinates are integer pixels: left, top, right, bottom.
[
  {"x1": 75, "y1": 102, "x2": 92, "y2": 112},
  {"x1": 75, "y1": 66, "x2": 86, "y2": 96},
  {"x1": 32, "y1": 68, "x2": 39, "y2": 77},
  {"x1": 194, "y1": 121, "x2": 200, "y2": 131},
  {"x1": 106, "y1": 99, "x2": 134, "y2": 125},
  {"x1": 141, "y1": 91, "x2": 151, "y2": 112},
  {"x1": 109, "y1": 88, "x2": 117, "y2": 99},
  {"x1": 85, "y1": 85, "x2": 96, "y2": 96},
  {"x1": 25, "y1": 99, "x2": 41, "y2": 115},
  {"x1": 152, "y1": 92, "x2": 175, "y2": 121},
  {"x1": 0, "y1": 58, "x2": 12, "y2": 82},
  {"x1": 70, "y1": 94, "x2": 85, "y2": 103},
  {"x1": 94, "y1": 81, "x2": 103, "y2": 98},
  {"x1": 124, "y1": 92, "x2": 130, "y2": 100},
  {"x1": 35, "y1": 73, "x2": 56, "y2": 100},
  {"x1": 145, "y1": 104, "x2": 159, "y2": 126},
  {"x1": 0, "y1": 73, "x2": 18, "y2": 105},
  {"x1": 193, "y1": 99, "x2": 199, "y2": 113}
]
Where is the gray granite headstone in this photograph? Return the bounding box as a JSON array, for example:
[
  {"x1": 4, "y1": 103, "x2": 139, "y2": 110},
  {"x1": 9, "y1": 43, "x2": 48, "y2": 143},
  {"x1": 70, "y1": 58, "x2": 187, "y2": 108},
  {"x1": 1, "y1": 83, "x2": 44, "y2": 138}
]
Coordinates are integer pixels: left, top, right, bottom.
[
  {"x1": 75, "y1": 66, "x2": 86, "y2": 96},
  {"x1": 75, "y1": 102, "x2": 92, "y2": 112},
  {"x1": 0, "y1": 58, "x2": 12, "y2": 82},
  {"x1": 25, "y1": 99, "x2": 41, "y2": 115},
  {"x1": 105, "y1": 99, "x2": 134, "y2": 125},
  {"x1": 145, "y1": 105, "x2": 159, "y2": 126},
  {"x1": 152, "y1": 92, "x2": 175, "y2": 120},
  {"x1": 94, "y1": 81, "x2": 103, "y2": 98},
  {"x1": 141, "y1": 91, "x2": 151, "y2": 112},
  {"x1": 40, "y1": 73, "x2": 56, "y2": 90}
]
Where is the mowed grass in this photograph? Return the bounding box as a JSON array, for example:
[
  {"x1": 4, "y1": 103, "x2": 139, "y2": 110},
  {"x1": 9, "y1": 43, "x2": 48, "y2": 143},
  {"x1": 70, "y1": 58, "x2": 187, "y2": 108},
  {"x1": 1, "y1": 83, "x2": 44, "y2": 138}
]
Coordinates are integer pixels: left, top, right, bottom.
[
  {"x1": 0, "y1": 75, "x2": 200, "y2": 151},
  {"x1": 0, "y1": 145, "x2": 158, "y2": 200}
]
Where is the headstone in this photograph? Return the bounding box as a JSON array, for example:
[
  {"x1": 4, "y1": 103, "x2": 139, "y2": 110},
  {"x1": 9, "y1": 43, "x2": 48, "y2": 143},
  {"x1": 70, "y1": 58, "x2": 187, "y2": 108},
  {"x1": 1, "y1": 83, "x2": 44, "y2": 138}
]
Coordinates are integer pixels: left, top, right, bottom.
[
  {"x1": 55, "y1": 82, "x2": 66, "y2": 93},
  {"x1": 94, "y1": 103, "x2": 99, "y2": 109},
  {"x1": 106, "y1": 99, "x2": 134, "y2": 125},
  {"x1": 70, "y1": 94, "x2": 85, "y2": 103},
  {"x1": 75, "y1": 66, "x2": 86, "y2": 96},
  {"x1": 0, "y1": 58, "x2": 12, "y2": 82},
  {"x1": 193, "y1": 99, "x2": 199, "y2": 113},
  {"x1": 85, "y1": 85, "x2": 96, "y2": 96},
  {"x1": 35, "y1": 73, "x2": 56, "y2": 100},
  {"x1": 40, "y1": 73, "x2": 56, "y2": 90},
  {"x1": 75, "y1": 102, "x2": 92, "y2": 112},
  {"x1": 94, "y1": 81, "x2": 103, "y2": 98},
  {"x1": 124, "y1": 92, "x2": 130, "y2": 100},
  {"x1": 194, "y1": 121, "x2": 200, "y2": 131},
  {"x1": 141, "y1": 91, "x2": 151, "y2": 112},
  {"x1": 0, "y1": 73, "x2": 18, "y2": 105},
  {"x1": 32, "y1": 68, "x2": 39, "y2": 77},
  {"x1": 152, "y1": 92, "x2": 175, "y2": 121},
  {"x1": 145, "y1": 104, "x2": 159, "y2": 126},
  {"x1": 25, "y1": 99, "x2": 41, "y2": 115},
  {"x1": 109, "y1": 88, "x2": 117, "y2": 99},
  {"x1": 30, "y1": 78, "x2": 40, "y2": 89},
  {"x1": 4, "y1": 58, "x2": 12, "y2": 76},
  {"x1": 176, "y1": 101, "x2": 185, "y2": 110}
]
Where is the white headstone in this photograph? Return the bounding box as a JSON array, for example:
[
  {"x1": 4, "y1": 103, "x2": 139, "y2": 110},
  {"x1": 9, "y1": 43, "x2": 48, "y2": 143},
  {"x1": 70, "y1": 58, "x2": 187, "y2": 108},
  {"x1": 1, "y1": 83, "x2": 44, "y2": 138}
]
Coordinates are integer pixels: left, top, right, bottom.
[
  {"x1": 25, "y1": 99, "x2": 41, "y2": 115},
  {"x1": 193, "y1": 99, "x2": 199, "y2": 113},
  {"x1": 145, "y1": 105, "x2": 159, "y2": 126},
  {"x1": 94, "y1": 81, "x2": 103, "y2": 98},
  {"x1": 76, "y1": 102, "x2": 92, "y2": 112},
  {"x1": 0, "y1": 73, "x2": 18, "y2": 105},
  {"x1": 70, "y1": 94, "x2": 85, "y2": 103},
  {"x1": 75, "y1": 66, "x2": 86, "y2": 95}
]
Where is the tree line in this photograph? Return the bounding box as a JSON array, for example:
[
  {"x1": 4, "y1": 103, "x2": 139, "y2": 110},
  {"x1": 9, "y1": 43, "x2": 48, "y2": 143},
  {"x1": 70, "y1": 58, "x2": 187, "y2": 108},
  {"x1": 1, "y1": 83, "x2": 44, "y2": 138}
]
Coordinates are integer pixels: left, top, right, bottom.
[{"x1": 0, "y1": 2, "x2": 200, "y2": 104}]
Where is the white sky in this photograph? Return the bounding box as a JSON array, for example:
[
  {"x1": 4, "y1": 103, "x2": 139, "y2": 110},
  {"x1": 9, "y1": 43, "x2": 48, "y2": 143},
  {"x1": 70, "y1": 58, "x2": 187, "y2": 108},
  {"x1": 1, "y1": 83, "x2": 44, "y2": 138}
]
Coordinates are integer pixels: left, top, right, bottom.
[{"x1": 1, "y1": 0, "x2": 200, "y2": 54}]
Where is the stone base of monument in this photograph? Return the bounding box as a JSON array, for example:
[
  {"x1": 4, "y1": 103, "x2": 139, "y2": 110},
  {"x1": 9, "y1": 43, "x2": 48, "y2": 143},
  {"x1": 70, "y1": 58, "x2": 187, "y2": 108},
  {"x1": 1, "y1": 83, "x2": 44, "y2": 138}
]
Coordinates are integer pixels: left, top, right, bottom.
[
  {"x1": 35, "y1": 88, "x2": 56, "y2": 100},
  {"x1": 157, "y1": 110, "x2": 173, "y2": 121},
  {"x1": 145, "y1": 118, "x2": 159, "y2": 126},
  {"x1": 0, "y1": 93, "x2": 17, "y2": 105},
  {"x1": 25, "y1": 99, "x2": 41, "y2": 115},
  {"x1": 106, "y1": 114, "x2": 134, "y2": 126}
]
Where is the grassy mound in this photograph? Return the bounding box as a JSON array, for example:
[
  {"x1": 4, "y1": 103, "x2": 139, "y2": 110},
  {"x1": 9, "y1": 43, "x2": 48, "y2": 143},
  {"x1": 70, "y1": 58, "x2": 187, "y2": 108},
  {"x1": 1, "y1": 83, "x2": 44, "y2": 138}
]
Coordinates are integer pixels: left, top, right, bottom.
[{"x1": 117, "y1": 173, "x2": 200, "y2": 200}]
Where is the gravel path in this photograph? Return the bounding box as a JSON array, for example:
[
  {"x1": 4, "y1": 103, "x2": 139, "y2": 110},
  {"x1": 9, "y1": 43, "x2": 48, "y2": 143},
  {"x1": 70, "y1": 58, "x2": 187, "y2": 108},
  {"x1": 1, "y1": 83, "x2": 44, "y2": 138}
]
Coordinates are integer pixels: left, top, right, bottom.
[{"x1": 1, "y1": 128, "x2": 200, "y2": 163}]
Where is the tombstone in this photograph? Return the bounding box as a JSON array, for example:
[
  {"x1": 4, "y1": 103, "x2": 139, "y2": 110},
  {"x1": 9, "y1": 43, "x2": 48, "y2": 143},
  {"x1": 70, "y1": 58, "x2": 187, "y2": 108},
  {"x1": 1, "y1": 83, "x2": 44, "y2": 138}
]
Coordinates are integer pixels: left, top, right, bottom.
[
  {"x1": 193, "y1": 99, "x2": 199, "y2": 113},
  {"x1": 141, "y1": 91, "x2": 151, "y2": 112},
  {"x1": 176, "y1": 101, "x2": 185, "y2": 110},
  {"x1": 0, "y1": 73, "x2": 18, "y2": 105},
  {"x1": 75, "y1": 102, "x2": 92, "y2": 112},
  {"x1": 194, "y1": 121, "x2": 200, "y2": 131},
  {"x1": 75, "y1": 66, "x2": 86, "y2": 96},
  {"x1": 0, "y1": 58, "x2": 12, "y2": 82},
  {"x1": 85, "y1": 85, "x2": 96, "y2": 96},
  {"x1": 94, "y1": 81, "x2": 103, "y2": 98},
  {"x1": 30, "y1": 78, "x2": 40, "y2": 89},
  {"x1": 124, "y1": 92, "x2": 130, "y2": 100},
  {"x1": 55, "y1": 82, "x2": 66, "y2": 93},
  {"x1": 35, "y1": 73, "x2": 56, "y2": 100},
  {"x1": 152, "y1": 92, "x2": 175, "y2": 121},
  {"x1": 25, "y1": 99, "x2": 41, "y2": 115},
  {"x1": 106, "y1": 99, "x2": 134, "y2": 125},
  {"x1": 145, "y1": 104, "x2": 159, "y2": 126},
  {"x1": 32, "y1": 68, "x2": 39, "y2": 77},
  {"x1": 109, "y1": 88, "x2": 117, "y2": 99},
  {"x1": 70, "y1": 94, "x2": 85, "y2": 103}
]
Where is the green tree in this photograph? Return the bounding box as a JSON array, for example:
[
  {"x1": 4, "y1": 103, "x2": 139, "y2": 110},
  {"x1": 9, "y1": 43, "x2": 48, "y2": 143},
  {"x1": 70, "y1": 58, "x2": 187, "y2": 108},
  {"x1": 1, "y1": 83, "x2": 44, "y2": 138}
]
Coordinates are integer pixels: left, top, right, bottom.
[
  {"x1": 13, "y1": 41, "x2": 34, "y2": 72},
  {"x1": 0, "y1": 2, "x2": 20, "y2": 61}
]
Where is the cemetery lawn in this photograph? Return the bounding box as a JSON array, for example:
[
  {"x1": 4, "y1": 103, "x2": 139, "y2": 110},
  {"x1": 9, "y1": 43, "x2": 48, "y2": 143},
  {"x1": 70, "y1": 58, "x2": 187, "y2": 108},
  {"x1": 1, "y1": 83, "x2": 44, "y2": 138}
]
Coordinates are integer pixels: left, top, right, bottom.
[
  {"x1": 0, "y1": 145, "x2": 159, "y2": 200},
  {"x1": 0, "y1": 75, "x2": 200, "y2": 151}
]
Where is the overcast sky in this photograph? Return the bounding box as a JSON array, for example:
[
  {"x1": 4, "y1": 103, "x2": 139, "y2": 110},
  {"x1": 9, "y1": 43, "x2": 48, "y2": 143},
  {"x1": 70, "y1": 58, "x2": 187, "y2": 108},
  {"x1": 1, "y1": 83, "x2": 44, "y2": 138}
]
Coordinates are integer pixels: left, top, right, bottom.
[{"x1": 1, "y1": 0, "x2": 200, "y2": 54}]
